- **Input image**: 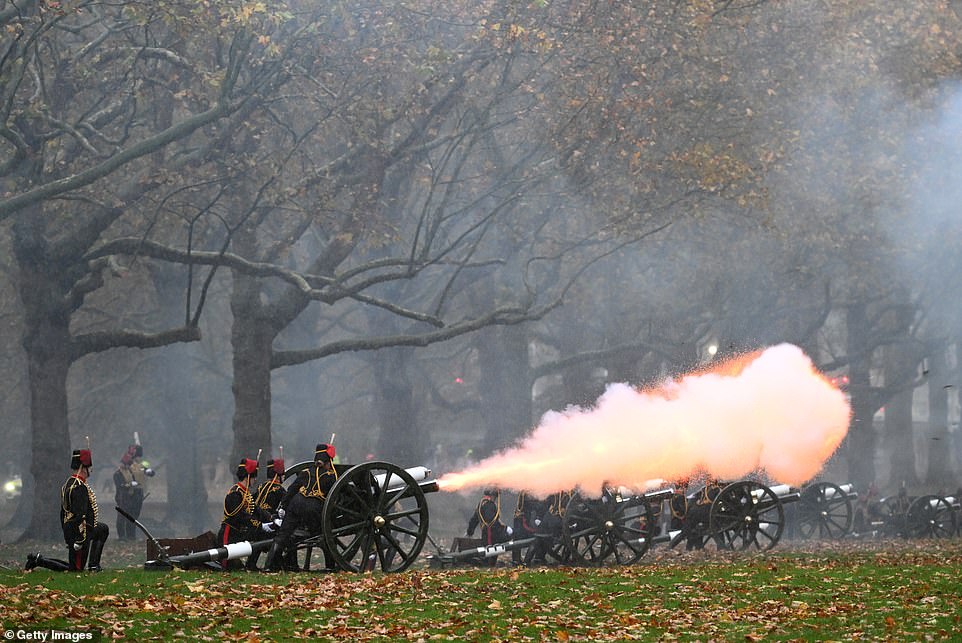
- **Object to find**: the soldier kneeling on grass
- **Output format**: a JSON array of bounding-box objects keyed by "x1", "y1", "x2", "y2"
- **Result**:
[{"x1": 26, "y1": 448, "x2": 109, "y2": 572}]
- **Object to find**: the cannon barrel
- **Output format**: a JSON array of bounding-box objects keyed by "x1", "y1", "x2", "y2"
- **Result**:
[
  {"x1": 435, "y1": 537, "x2": 541, "y2": 564},
  {"x1": 375, "y1": 465, "x2": 432, "y2": 488},
  {"x1": 146, "y1": 539, "x2": 273, "y2": 569},
  {"x1": 643, "y1": 488, "x2": 674, "y2": 503}
]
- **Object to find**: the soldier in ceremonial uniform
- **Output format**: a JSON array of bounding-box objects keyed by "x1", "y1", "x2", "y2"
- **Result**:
[
  {"x1": 465, "y1": 488, "x2": 512, "y2": 567},
  {"x1": 26, "y1": 449, "x2": 109, "y2": 572},
  {"x1": 246, "y1": 457, "x2": 288, "y2": 570},
  {"x1": 113, "y1": 443, "x2": 155, "y2": 540},
  {"x1": 264, "y1": 443, "x2": 338, "y2": 572},
  {"x1": 512, "y1": 490, "x2": 546, "y2": 566},
  {"x1": 684, "y1": 478, "x2": 721, "y2": 550},
  {"x1": 219, "y1": 457, "x2": 274, "y2": 570}
]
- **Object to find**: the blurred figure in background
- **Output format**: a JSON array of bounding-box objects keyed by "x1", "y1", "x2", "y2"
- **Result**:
[{"x1": 113, "y1": 443, "x2": 155, "y2": 540}]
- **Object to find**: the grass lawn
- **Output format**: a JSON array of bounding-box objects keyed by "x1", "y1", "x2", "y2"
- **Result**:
[{"x1": 0, "y1": 538, "x2": 960, "y2": 641}]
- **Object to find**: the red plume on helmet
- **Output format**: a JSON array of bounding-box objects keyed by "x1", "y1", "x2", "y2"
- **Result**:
[
  {"x1": 236, "y1": 458, "x2": 258, "y2": 479},
  {"x1": 315, "y1": 443, "x2": 336, "y2": 462},
  {"x1": 71, "y1": 449, "x2": 92, "y2": 469}
]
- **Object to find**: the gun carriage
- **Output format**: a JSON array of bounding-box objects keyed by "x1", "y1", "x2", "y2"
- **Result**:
[
  {"x1": 865, "y1": 492, "x2": 959, "y2": 539},
  {"x1": 433, "y1": 486, "x2": 672, "y2": 568},
  {"x1": 140, "y1": 460, "x2": 439, "y2": 573},
  {"x1": 651, "y1": 480, "x2": 799, "y2": 552}
]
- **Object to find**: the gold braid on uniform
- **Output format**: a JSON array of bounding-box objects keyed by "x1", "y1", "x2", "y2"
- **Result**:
[
  {"x1": 670, "y1": 495, "x2": 687, "y2": 520},
  {"x1": 514, "y1": 492, "x2": 525, "y2": 518},
  {"x1": 86, "y1": 479, "x2": 99, "y2": 525},
  {"x1": 61, "y1": 476, "x2": 97, "y2": 540},
  {"x1": 550, "y1": 490, "x2": 571, "y2": 517},
  {"x1": 253, "y1": 479, "x2": 274, "y2": 510},
  {"x1": 301, "y1": 464, "x2": 338, "y2": 499},
  {"x1": 479, "y1": 493, "x2": 501, "y2": 528},
  {"x1": 224, "y1": 483, "x2": 253, "y2": 519}
]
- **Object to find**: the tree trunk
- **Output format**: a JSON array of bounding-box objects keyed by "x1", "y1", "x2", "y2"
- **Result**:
[
  {"x1": 884, "y1": 385, "x2": 916, "y2": 488},
  {"x1": 925, "y1": 347, "x2": 952, "y2": 488},
  {"x1": 845, "y1": 302, "x2": 877, "y2": 490},
  {"x1": 373, "y1": 347, "x2": 423, "y2": 465},
  {"x1": 229, "y1": 270, "x2": 275, "y2": 469},
  {"x1": 477, "y1": 326, "x2": 533, "y2": 454},
  {"x1": 16, "y1": 246, "x2": 73, "y2": 541},
  {"x1": 159, "y1": 342, "x2": 211, "y2": 533}
]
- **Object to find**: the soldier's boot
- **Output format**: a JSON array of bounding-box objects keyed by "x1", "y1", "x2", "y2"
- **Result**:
[
  {"x1": 283, "y1": 548, "x2": 300, "y2": 572},
  {"x1": 263, "y1": 542, "x2": 284, "y2": 572},
  {"x1": 87, "y1": 538, "x2": 106, "y2": 572},
  {"x1": 245, "y1": 551, "x2": 262, "y2": 571},
  {"x1": 25, "y1": 554, "x2": 70, "y2": 572}
]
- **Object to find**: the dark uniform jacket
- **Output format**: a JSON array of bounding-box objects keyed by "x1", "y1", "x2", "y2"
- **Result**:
[
  {"x1": 467, "y1": 492, "x2": 510, "y2": 545},
  {"x1": 279, "y1": 464, "x2": 337, "y2": 511},
  {"x1": 222, "y1": 481, "x2": 270, "y2": 538},
  {"x1": 254, "y1": 475, "x2": 287, "y2": 515},
  {"x1": 514, "y1": 491, "x2": 547, "y2": 535},
  {"x1": 61, "y1": 474, "x2": 98, "y2": 547}
]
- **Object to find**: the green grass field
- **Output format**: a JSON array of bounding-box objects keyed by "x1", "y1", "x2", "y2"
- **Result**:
[{"x1": 1, "y1": 539, "x2": 960, "y2": 641}]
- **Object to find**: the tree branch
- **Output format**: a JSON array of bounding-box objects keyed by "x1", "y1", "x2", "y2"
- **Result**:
[{"x1": 69, "y1": 325, "x2": 201, "y2": 362}]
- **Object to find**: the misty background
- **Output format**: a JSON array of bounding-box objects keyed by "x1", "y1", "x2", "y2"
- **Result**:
[{"x1": 3, "y1": 0, "x2": 962, "y2": 542}]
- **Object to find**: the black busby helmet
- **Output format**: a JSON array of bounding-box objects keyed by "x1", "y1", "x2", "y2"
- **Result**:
[
  {"x1": 268, "y1": 458, "x2": 285, "y2": 476},
  {"x1": 70, "y1": 449, "x2": 92, "y2": 470},
  {"x1": 315, "y1": 443, "x2": 336, "y2": 463},
  {"x1": 236, "y1": 458, "x2": 258, "y2": 480}
]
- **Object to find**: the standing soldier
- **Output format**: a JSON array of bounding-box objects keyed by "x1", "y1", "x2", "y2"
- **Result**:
[
  {"x1": 219, "y1": 457, "x2": 274, "y2": 570},
  {"x1": 264, "y1": 443, "x2": 338, "y2": 572},
  {"x1": 113, "y1": 443, "x2": 155, "y2": 540},
  {"x1": 26, "y1": 448, "x2": 110, "y2": 572}
]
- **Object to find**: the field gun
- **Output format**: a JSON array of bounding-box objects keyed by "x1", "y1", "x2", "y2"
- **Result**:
[{"x1": 135, "y1": 461, "x2": 439, "y2": 573}]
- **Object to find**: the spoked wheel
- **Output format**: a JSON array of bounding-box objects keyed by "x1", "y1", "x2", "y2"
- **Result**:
[
  {"x1": 905, "y1": 495, "x2": 958, "y2": 539},
  {"x1": 797, "y1": 482, "x2": 853, "y2": 539},
  {"x1": 562, "y1": 491, "x2": 653, "y2": 566},
  {"x1": 321, "y1": 461, "x2": 429, "y2": 573},
  {"x1": 709, "y1": 481, "x2": 785, "y2": 551}
]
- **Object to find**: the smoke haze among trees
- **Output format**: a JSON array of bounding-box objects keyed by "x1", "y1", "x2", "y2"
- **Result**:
[{"x1": 3, "y1": 0, "x2": 962, "y2": 539}]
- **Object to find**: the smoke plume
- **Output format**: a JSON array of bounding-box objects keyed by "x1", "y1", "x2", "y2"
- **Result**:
[{"x1": 438, "y1": 344, "x2": 850, "y2": 497}]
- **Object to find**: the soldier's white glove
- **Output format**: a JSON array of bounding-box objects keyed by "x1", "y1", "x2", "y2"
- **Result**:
[
  {"x1": 261, "y1": 522, "x2": 274, "y2": 533},
  {"x1": 273, "y1": 518, "x2": 283, "y2": 528},
  {"x1": 506, "y1": 526, "x2": 513, "y2": 536},
  {"x1": 73, "y1": 542, "x2": 83, "y2": 551},
  {"x1": 534, "y1": 519, "x2": 542, "y2": 527},
  {"x1": 130, "y1": 480, "x2": 139, "y2": 487},
  {"x1": 276, "y1": 508, "x2": 285, "y2": 519}
]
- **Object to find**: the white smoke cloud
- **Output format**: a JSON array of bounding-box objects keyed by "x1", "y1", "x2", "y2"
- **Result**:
[{"x1": 438, "y1": 343, "x2": 850, "y2": 497}]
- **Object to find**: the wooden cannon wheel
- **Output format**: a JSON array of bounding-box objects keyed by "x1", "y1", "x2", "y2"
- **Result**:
[
  {"x1": 322, "y1": 461, "x2": 430, "y2": 572},
  {"x1": 905, "y1": 494, "x2": 957, "y2": 539},
  {"x1": 283, "y1": 460, "x2": 430, "y2": 572},
  {"x1": 796, "y1": 482, "x2": 854, "y2": 540},
  {"x1": 561, "y1": 490, "x2": 654, "y2": 566},
  {"x1": 709, "y1": 481, "x2": 785, "y2": 551}
]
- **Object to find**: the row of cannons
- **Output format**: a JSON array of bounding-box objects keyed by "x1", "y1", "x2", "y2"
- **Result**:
[{"x1": 133, "y1": 460, "x2": 962, "y2": 573}]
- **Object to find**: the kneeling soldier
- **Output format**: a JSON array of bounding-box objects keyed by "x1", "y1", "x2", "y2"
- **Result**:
[
  {"x1": 26, "y1": 448, "x2": 109, "y2": 572},
  {"x1": 219, "y1": 457, "x2": 274, "y2": 570}
]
